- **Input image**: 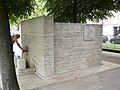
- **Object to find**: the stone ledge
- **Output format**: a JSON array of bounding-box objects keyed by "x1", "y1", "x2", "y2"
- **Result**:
[{"x1": 16, "y1": 67, "x2": 35, "y2": 76}]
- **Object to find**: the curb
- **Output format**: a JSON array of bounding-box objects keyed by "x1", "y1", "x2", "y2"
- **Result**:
[{"x1": 102, "y1": 48, "x2": 120, "y2": 53}]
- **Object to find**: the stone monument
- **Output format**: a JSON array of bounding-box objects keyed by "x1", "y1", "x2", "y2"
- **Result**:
[{"x1": 21, "y1": 16, "x2": 102, "y2": 80}]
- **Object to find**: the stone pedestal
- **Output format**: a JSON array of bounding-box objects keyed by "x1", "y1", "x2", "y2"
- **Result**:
[{"x1": 17, "y1": 59, "x2": 26, "y2": 70}]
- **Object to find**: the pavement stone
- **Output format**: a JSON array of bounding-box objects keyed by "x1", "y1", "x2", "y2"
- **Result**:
[
  {"x1": 17, "y1": 60, "x2": 120, "y2": 90},
  {"x1": 34, "y1": 67, "x2": 120, "y2": 90}
]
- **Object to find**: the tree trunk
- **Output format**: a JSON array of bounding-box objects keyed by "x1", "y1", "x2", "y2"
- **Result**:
[
  {"x1": 73, "y1": 0, "x2": 77, "y2": 23},
  {"x1": 0, "y1": 0, "x2": 20, "y2": 90}
]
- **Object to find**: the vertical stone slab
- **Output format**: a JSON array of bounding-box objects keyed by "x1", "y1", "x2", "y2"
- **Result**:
[
  {"x1": 21, "y1": 16, "x2": 54, "y2": 80},
  {"x1": 82, "y1": 24, "x2": 102, "y2": 67},
  {"x1": 43, "y1": 16, "x2": 54, "y2": 79},
  {"x1": 33, "y1": 17, "x2": 45, "y2": 77}
]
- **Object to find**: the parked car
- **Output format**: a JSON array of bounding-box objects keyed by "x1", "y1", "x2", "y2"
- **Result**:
[
  {"x1": 103, "y1": 35, "x2": 108, "y2": 43},
  {"x1": 109, "y1": 35, "x2": 120, "y2": 44}
]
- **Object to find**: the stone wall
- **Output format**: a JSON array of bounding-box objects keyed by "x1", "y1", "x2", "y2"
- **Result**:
[
  {"x1": 21, "y1": 16, "x2": 102, "y2": 79},
  {"x1": 54, "y1": 23, "x2": 102, "y2": 74},
  {"x1": 21, "y1": 16, "x2": 54, "y2": 79}
]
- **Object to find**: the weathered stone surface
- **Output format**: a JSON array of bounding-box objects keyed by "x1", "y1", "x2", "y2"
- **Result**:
[
  {"x1": 21, "y1": 16, "x2": 102, "y2": 79},
  {"x1": 54, "y1": 23, "x2": 102, "y2": 74}
]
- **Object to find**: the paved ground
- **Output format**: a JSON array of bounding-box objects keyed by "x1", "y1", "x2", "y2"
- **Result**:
[
  {"x1": 17, "y1": 61, "x2": 120, "y2": 90},
  {"x1": 102, "y1": 51, "x2": 120, "y2": 64},
  {"x1": 35, "y1": 67, "x2": 120, "y2": 90},
  {"x1": 33, "y1": 51, "x2": 120, "y2": 90}
]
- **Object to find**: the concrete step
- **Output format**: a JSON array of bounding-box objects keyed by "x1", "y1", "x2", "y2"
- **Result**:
[{"x1": 16, "y1": 67, "x2": 35, "y2": 76}]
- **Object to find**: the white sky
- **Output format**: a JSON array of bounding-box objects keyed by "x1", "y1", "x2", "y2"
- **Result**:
[{"x1": 87, "y1": 12, "x2": 120, "y2": 25}]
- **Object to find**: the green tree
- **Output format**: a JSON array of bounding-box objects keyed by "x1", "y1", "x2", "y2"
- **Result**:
[
  {"x1": 0, "y1": 0, "x2": 35, "y2": 90},
  {"x1": 28, "y1": 0, "x2": 46, "y2": 19},
  {"x1": 45, "y1": 0, "x2": 120, "y2": 23},
  {"x1": 9, "y1": 0, "x2": 46, "y2": 25}
]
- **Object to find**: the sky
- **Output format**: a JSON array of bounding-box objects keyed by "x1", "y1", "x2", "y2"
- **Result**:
[
  {"x1": 87, "y1": 12, "x2": 120, "y2": 25},
  {"x1": 87, "y1": 12, "x2": 120, "y2": 36}
]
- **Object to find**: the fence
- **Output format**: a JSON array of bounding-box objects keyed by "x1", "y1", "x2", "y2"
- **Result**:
[{"x1": 102, "y1": 43, "x2": 120, "y2": 50}]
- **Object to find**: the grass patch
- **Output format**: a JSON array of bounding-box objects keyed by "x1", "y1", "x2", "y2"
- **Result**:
[{"x1": 102, "y1": 43, "x2": 120, "y2": 50}]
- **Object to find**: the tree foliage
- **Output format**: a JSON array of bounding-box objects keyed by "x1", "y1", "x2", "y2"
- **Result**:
[
  {"x1": 45, "y1": 0, "x2": 120, "y2": 23},
  {"x1": 6, "y1": 0, "x2": 36, "y2": 24},
  {"x1": 27, "y1": 0, "x2": 46, "y2": 19}
]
